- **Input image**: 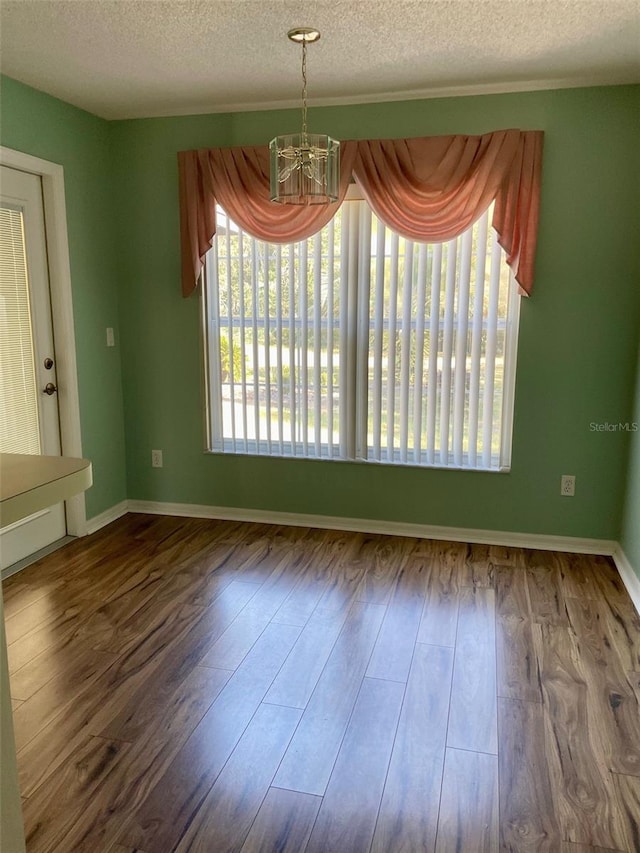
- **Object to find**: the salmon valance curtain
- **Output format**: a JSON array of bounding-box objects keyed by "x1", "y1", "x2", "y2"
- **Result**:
[{"x1": 178, "y1": 129, "x2": 543, "y2": 298}]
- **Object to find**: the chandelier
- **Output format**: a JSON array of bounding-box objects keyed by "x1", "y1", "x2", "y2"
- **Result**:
[{"x1": 270, "y1": 28, "x2": 340, "y2": 205}]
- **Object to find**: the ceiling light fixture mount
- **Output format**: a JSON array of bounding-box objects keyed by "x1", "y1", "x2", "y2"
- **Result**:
[
  {"x1": 269, "y1": 27, "x2": 340, "y2": 205},
  {"x1": 287, "y1": 27, "x2": 321, "y2": 44}
]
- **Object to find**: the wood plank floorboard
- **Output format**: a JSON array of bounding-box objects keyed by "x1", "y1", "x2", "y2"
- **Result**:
[
  {"x1": 23, "y1": 664, "x2": 227, "y2": 853},
  {"x1": 447, "y1": 586, "x2": 498, "y2": 754},
  {"x1": 628, "y1": 669, "x2": 640, "y2": 704},
  {"x1": 119, "y1": 620, "x2": 301, "y2": 852},
  {"x1": 525, "y1": 549, "x2": 570, "y2": 626},
  {"x1": 304, "y1": 677, "x2": 404, "y2": 853},
  {"x1": 4, "y1": 581, "x2": 93, "y2": 647},
  {"x1": 21, "y1": 735, "x2": 130, "y2": 853},
  {"x1": 264, "y1": 604, "x2": 353, "y2": 709},
  {"x1": 311, "y1": 539, "x2": 371, "y2": 615},
  {"x1": 174, "y1": 702, "x2": 302, "y2": 853},
  {"x1": 559, "y1": 553, "x2": 602, "y2": 601},
  {"x1": 2, "y1": 578, "x2": 51, "y2": 618},
  {"x1": 370, "y1": 643, "x2": 453, "y2": 853},
  {"x1": 272, "y1": 601, "x2": 386, "y2": 796},
  {"x1": 533, "y1": 622, "x2": 636, "y2": 850},
  {"x1": 270, "y1": 551, "x2": 332, "y2": 627},
  {"x1": 498, "y1": 697, "x2": 562, "y2": 852},
  {"x1": 11, "y1": 645, "x2": 119, "y2": 751},
  {"x1": 2, "y1": 514, "x2": 638, "y2": 852},
  {"x1": 594, "y1": 593, "x2": 640, "y2": 673},
  {"x1": 353, "y1": 534, "x2": 408, "y2": 605},
  {"x1": 610, "y1": 773, "x2": 640, "y2": 851},
  {"x1": 239, "y1": 787, "x2": 322, "y2": 853},
  {"x1": 98, "y1": 582, "x2": 256, "y2": 741},
  {"x1": 365, "y1": 554, "x2": 428, "y2": 682},
  {"x1": 460, "y1": 542, "x2": 496, "y2": 588},
  {"x1": 416, "y1": 542, "x2": 462, "y2": 646},
  {"x1": 199, "y1": 548, "x2": 312, "y2": 669},
  {"x1": 7, "y1": 595, "x2": 110, "y2": 675},
  {"x1": 565, "y1": 597, "x2": 640, "y2": 777},
  {"x1": 435, "y1": 747, "x2": 499, "y2": 852},
  {"x1": 15, "y1": 596, "x2": 210, "y2": 796},
  {"x1": 10, "y1": 631, "x2": 119, "y2": 703},
  {"x1": 590, "y1": 556, "x2": 638, "y2": 613},
  {"x1": 495, "y1": 561, "x2": 542, "y2": 703}
]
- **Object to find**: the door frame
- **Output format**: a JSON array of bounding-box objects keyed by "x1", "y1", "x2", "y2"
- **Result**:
[{"x1": 1, "y1": 146, "x2": 86, "y2": 536}]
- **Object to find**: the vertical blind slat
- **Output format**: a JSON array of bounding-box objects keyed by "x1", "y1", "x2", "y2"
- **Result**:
[
  {"x1": 483, "y1": 229, "x2": 502, "y2": 468},
  {"x1": 346, "y1": 203, "x2": 359, "y2": 459},
  {"x1": 355, "y1": 203, "x2": 371, "y2": 459},
  {"x1": 327, "y1": 217, "x2": 335, "y2": 457},
  {"x1": 275, "y1": 244, "x2": 284, "y2": 454},
  {"x1": 225, "y1": 223, "x2": 237, "y2": 451},
  {"x1": 399, "y1": 240, "x2": 414, "y2": 463},
  {"x1": 300, "y1": 241, "x2": 309, "y2": 454},
  {"x1": 339, "y1": 207, "x2": 350, "y2": 459},
  {"x1": 426, "y1": 242, "x2": 442, "y2": 465},
  {"x1": 237, "y1": 228, "x2": 249, "y2": 451},
  {"x1": 288, "y1": 243, "x2": 297, "y2": 454},
  {"x1": 208, "y1": 243, "x2": 223, "y2": 450},
  {"x1": 468, "y1": 209, "x2": 489, "y2": 467},
  {"x1": 250, "y1": 239, "x2": 261, "y2": 449},
  {"x1": 263, "y1": 243, "x2": 272, "y2": 453},
  {"x1": 386, "y1": 232, "x2": 400, "y2": 461},
  {"x1": 439, "y1": 237, "x2": 458, "y2": 466},
  {"x1": 452, "y1": 227, "x2": 473, "y2": 466},
  {"x1": 413, "y1": 243, "x2": 428, "y2": 464},
  {"x1": 313, "y1": 235, "x2": 322, "y2": 456},
  {"x1": 372, "y1": 222, "x2": 386, "y2": 462}
]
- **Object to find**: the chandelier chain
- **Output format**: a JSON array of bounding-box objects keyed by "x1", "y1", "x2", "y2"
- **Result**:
[{"x1": 301, "y1": 39, "x2": 308, "y2": 140}]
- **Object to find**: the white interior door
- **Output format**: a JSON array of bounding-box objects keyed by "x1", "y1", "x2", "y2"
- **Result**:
[{"x1": 0, "y1": 165, "x2": 66, "y2": 568}]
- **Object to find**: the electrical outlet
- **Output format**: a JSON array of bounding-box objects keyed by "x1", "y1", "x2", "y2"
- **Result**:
[
  {"x1": 151, "y1": 449, "x2": 163, "y2": 468},
  {"x1": 106, "y1": 327, "x2": 115, "y2": 347},
  {"x1": 561, "y1": 474, "x2": 575, "y2": 496}
]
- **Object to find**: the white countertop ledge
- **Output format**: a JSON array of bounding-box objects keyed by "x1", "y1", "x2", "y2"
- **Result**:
[{"x1": 0, "y1": 453, "x2": 92, "y2": 528}]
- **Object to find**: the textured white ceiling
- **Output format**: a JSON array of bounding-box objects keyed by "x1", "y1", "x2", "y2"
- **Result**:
[{"x1": 1, "y1": 0, "x2": 639, "y2": 120}]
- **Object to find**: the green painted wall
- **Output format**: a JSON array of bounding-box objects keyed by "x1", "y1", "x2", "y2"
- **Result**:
[
  {"x1": 111, "y1": 85, "x2": 640, "y2": 539},
  {"x1": 621, "y1": 343, "x2": 640, "y2": 579},
  {"x1": 0, "y1": 76, "x2": 127, "y2": 518},
  {"x1": 2, "y1": 76, "x2": 637, "y2": 540}
]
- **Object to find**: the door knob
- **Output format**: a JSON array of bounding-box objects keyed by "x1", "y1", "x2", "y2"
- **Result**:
[{"x1": 43, "y1": 382, "x2": 58, "y2": 396}]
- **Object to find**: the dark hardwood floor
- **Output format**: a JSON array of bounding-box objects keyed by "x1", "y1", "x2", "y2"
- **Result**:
[{"x1": 2, "y1": 513, "x2": 639, "y2": 852}]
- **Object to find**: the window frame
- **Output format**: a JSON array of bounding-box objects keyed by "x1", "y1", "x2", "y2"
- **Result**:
[{"x1": 200, "y1": 192, "x2": 521, "y2": 473}]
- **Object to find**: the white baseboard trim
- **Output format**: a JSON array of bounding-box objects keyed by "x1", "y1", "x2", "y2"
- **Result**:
[
  {"x1": 126, "y1": 499, "x2": 617, "y2": 557},
  {"x1": 86, "y1": 500, "x2": 129, "y2": 535},
  {"x1": 612, "y1": 545, "x2": 640, "y2": 616}
]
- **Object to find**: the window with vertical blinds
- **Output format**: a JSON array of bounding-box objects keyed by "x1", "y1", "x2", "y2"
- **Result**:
[
  {"x1": 203, "y1": 194, "x2": 520, "y2": 470},
  {"x1": 0, "y1": 205, "x2": 41, "y2": 455}
]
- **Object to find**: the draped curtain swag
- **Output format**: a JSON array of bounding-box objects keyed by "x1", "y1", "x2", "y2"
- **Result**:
[{"x1": 178, "y1": 129, "x2": 543, "y2": 298}]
